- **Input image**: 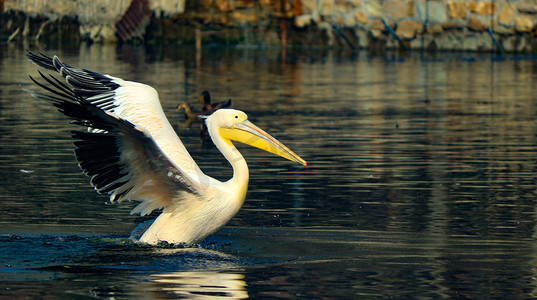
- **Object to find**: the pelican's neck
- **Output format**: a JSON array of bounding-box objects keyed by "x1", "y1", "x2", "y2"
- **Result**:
[{"x1": 206, "y1": 120, "x2": 249, "y2": 192}]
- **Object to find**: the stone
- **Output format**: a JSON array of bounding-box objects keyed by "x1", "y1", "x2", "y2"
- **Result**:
[
  {"x1": 215, "y1": 0, "x2": 234, "y2": 12},
  {"x1": 370, "y1": 18, "x2": 393, "y2": 30},
  {"x1": 346, "y1": 0, "x2": 363, "y2": 7},
  {"x1": 295, "y1": 14, "x2": 313, "y2": 27},
  {"x1": 408, "y1": 1, "x2": 416, "y2": 17},
  {"x1": 416, "y1": 1, "x2": 447, "y2": 24},
  {"x1": 369, "y1": 19, "x2": 384, "y2": 38},
  {"x1": 462, "y1": 32, "x2": 490, "y2": 51},
  {"x1": 517, "y1": 2, "x2": 537, "y2": 14},
  {"x1": 428, "y1": 24, "x2": 444, "y2": 34},
  {"x1": 300, "y1": 0, "x2": 318, "y2": 15},
  {"x1": 395, "y1": 19, "x2": 423, "y2": 39},
  {"x1": 447, "y1": 1, "x2": 467, "y2": 19},
  {"x1": 468, "y1": 16, "x2": 486, "y2": 31},
  {"x1": 365, "y1": 0, "x2": 382, "y2": 18},
  {"x1": 85, "y1": 24, "x2": 117, "y2": 43},
  {"x1": 343, "y1": 15, "x2": 356, "y2": 27},
  {"x1": 443, "y1": 20, "x2": 465, "y2": 30},
  {"x1": 369, "y1": 28, "x2": 383, "y2": 38},
  {"x1": 355, "y1": 28, "x2": 368, "y2": 47},
  {"x1": 514, "y1": 14, "x2": 534, "y2": 32},
  {"x1": 382, "y1": 0, "x2": 410, "y2": 21},
  {"x1": 236, "y1": 0, "x2": 255, "y2": 8},
  {"x1": 334, "y1": 0, "x2": 353, "y2": 13},
  {"x1": 355, "y1": 10, "x2": 368, "y2": 24},
  {"x1": 231, "y1": 10, "x2": 259, "y2": 25},
  {"x1": 491, "y1": 19, "x2": 514, "y2": 35},
  {"x1": 319, "y1": 0, "x2": 334, "y2": 16},
  {"x1": 292, "y1": 0, "x2": 304, "y2": 15},
  {"x1": 498, "y1": 2, "x2": 515, "y2": 26},
  {"x1": 150, "y1": 0, "x2": 186, "y2": 15},
  {"x1": 472, "y1": 2, "x2": 498, "y2": 15}
]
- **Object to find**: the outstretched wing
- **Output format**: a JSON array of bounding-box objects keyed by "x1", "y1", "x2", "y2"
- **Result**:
[{"x1": 26, "y1": 52, "x2": 205, "y2": 216}]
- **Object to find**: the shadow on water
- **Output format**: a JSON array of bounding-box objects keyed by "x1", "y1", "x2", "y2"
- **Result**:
[{"x1": 3, "y1": 41, "x2": 537, "y2": 297}]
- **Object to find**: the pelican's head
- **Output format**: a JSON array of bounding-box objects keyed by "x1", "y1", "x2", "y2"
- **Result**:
[{"x1": 208, "y1": 109, "x2": 307, "y2": 166}]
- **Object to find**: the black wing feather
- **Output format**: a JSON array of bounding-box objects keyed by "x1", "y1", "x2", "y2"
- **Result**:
[{"x1": 26, "y1": 52, "x2": 201, "y2": 206}]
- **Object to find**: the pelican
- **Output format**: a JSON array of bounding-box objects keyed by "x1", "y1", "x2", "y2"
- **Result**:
[{"x1": 25, "y1": 52, "x2": 307, "y2": 245}]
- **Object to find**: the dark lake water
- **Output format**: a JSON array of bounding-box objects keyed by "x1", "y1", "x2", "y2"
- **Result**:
[{"x1": 2, "y1": 42, "x2": 537, "y2": 298}]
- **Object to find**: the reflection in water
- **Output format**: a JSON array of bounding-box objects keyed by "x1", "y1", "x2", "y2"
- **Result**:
[
  {"x1": 148, "y1": 271, "x2": 248, "y2": 299},
  {"x1": 3, "y1": 42, "x2": 537, "y2": 298}
]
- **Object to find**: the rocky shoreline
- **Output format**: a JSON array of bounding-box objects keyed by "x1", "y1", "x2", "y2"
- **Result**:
[{"x1": 2, "y1": 0, "x2": 537, "y2": 53}]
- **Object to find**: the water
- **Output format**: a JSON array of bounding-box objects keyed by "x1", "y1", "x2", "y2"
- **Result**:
[{"x1": 2, "y1": 42, "x2": 537, "y2": 298}]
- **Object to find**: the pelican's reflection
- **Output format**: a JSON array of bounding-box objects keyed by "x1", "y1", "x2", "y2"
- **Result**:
[{"x1": 149, "y1": 270, "x2": 248, "y2": 299}]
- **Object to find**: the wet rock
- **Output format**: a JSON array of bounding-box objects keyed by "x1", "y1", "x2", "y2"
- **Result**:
[
  {"x1": 514, "y1": 14, "x2": 534, "y2": 32},
  {"x1": 347, "y1": 0, "x2": 363, "y2": 7},
  {"x1": 355, "y1": 27, "x2": 368, "y2": 47},
  {"x1": 428, "y1": 24, "x2": 444, "y2": 34},
  {"x1": 416, "y1": 1, "x2": 447, "y2": 24},
  {"x1": 318, "y1": 0, "x2": 334, "y2": 16},
  {"x1": 498, "y1": 2, "x2": 515, "y2": 26},
  {"x1": 467, "y1": 16, "x2": 486, "y2": 31},
  {"x1": 151, "y1": 0, "x2": 186, "y2": 15},
  {"x1": 471, "y1": 1, "x2": 498, "y2": 15},
  {"x1": 236, "y1": 0, "x2": 255, "y2": 9},
  {"x1": 447, "y1": 1, "x2": 467, "y2": 19},
  {"x1": 517, "y1": 2, "x2": 537, "y2": 14},
  {"x1": 443, "y1": 20, "x2": 465, "y2": 30},
  {"x1": 355, "y1": 10, "x2": 368, "y2": 24},
  {"x1": 215, "y1": 0, "x2": 234, "y2": 12},
  {"x1": 493, "y1": 20, "x2": 515, "y2": 35},
  {"x1": 382, "y1": 0, "x2": 411, "y2": 21},
  {"x1": 365, "y1": 1, "x2": 382, "y2": 18},
  {"x1": 298, "y1": 0, "x2": 318, "y2": 15},
  {"x1": 294, "y1": 14, "x2": 313, "y2": 28},
  {"x1": 395, "y1": 19, "x2": 423, "y2": 40},
  {"x1": 462, "y1": 32, "x2": 490, "y2": 51},
  {"x1": 343, "y1": 14, "x2": 356, "y2": 27},
  {"x1": 231, "y1": 10, "x2": 260, "y2": 25},
  {"x1": 370, "y1": 18, "x2": 385, "y2": 31}
]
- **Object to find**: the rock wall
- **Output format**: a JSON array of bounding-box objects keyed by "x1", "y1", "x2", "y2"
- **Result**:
[
  {"x1": 289, "y1": 0, "x2": 537, "y2": 52},
  {"x1": 2, "y1": 0, "x2": 537, "y2": 53},
  {"x1": 2, "y1": 0, "x2": 185, "y2": 42}
]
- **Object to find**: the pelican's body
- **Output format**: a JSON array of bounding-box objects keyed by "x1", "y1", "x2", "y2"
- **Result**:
[{"x1": 26, "y1": 52, "x2": 306, "y2": 245}]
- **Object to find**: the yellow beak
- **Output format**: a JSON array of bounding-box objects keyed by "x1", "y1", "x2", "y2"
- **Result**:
[{"x1": 219, "y1": 120, "x2": 307, "y2": 167}]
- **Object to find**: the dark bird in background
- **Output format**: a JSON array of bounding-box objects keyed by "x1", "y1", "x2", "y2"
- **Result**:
[
  {"x1": 177, "y1": 91, "x2": 233, "y2": 142},
  {"x1": 176, "y1": 91, "x2": 232, "y2": 123},
  {"x1": 200, "y1": 91, "x2": 232, "y2": 114}
]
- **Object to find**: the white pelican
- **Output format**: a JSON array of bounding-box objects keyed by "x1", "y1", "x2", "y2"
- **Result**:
[{"x1": 26, "y1": 52, "x2": 307, "y2": 245}]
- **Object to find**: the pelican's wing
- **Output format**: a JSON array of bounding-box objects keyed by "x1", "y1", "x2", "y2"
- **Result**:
[
  {"x1": 26, "y1": 52, "x2": 205, "y2": 216},
  {"x1": 26, "y1": 52, "x2": 201, "y2": 176}
]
